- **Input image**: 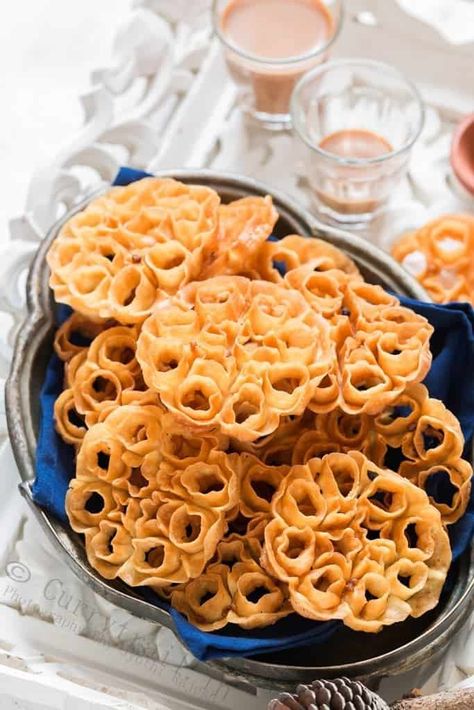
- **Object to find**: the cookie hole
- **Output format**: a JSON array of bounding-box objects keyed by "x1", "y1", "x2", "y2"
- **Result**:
[
  {"x1": 69, "y1": 330, "x2": 93, "y2": 348},
  {"x1": 314, "y1": 573, "x2": 332, "y2": 593},
  {"x1": 123, "y1": 285, "x2": 137, "y2": 307},
  {"x1": 91, "y1": 376, "x2": 117, "y2": 401},
  {"x1": 264, "y1": 448, "x2": 292, "y2": 466},
  {"x1": 366, "y1": 527, "x2": 380, "y2": 541},
  {"x1": 247, "y1": 585, "x2": 269, "y2": 604},
  {"x1": 421, "y1": 426, "x2": 444, "y2": 452},
  {"x1": 106, "y1": 530, "x2": 117, "y2": 554},
  {"x1": 384, "y1": 445, "x2": 406, "y2": 471},
  {"x1": 145, "y1": 546, "x2": 165, "y2": 568},
  {"x1": 272, "y1": 258, "x2": 287, "y2": 276},
  {"x1": 200, "y1": 475, "x2": 224, "y2": 494},
  {"x1": 67, "y1": 408, "x2": 85, "y2": 429},
  {"x1": 286, "y1": 538, "x2": 306, "y2": 559},
  {"x1": 106, "y1": 345, "x2": 135, "y2": 364},
  {"x1": 129, "y1": 467, "x2": 147, "y2": 489},
  {"x1": 392, "y1": 404, "x2": 414, "y2": 420},
  {"x1": 182, "y1": 389, "x2": 210, "y2": 412},
  {"x1": 355, "y1": 376, "x2": 383, "y2": 392},
  {"x1": 337, "y1": 415, "x2": 363, "y2": 439},
  {"x1": 425, "y1": 470, "x2": 457, "y2": 506},
  {"x1": 337, "y1": 474, "x2": 355, "y2": 497},
  {"x1": 272, "y1": 377, "x2": 300, "y2": 394},
  {"x1": 160, "y1": 358, "x2": 178, "y2": 371},
  {"x1": 298, "y1": 494, "x2": 316, "y2": 517},
  {"x1": 85, "y1": 492, "x2": 105, "y2": 514},
  {"x1": 233, "y1": 401, "x2": 259, "y2": 424},
  {"x1": 199, "y1": 588, "x2": 217, "y2": 606},
  {"x1": 130, "y1": 425, "x2": 147, "y2": 442},
  {"x1": 331, "y1": 463, "x2": 355, "y2": 496},
  {"x1": 168, "y1": 434, "x2": 201, "y2": 459},
  {"x1": 97, "y1": 451, "x2": 110, "y2": 470},
  {"x1": 405, "y1": 523, "x2": 418, "y2": 548},
  {"x1": 182, "y1": 515, "x2": 201, "y2": 543},
  {"x1": 369, "y1": 490, "x2": 393, "y2": 511},
  {"x1": 228, "y1": 512, "x2": 250, "y2": 536},
  {"x1": 251, "y1": 479, "x2": 276, "y2": 502},
  {"x1": 259, "y1": 298, "x2": 285, "y2": 317}
]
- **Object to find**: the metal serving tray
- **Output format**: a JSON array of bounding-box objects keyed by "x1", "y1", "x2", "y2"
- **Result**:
[{"x1": 6, "y1": 169, "x2": 473, "y2": 691}]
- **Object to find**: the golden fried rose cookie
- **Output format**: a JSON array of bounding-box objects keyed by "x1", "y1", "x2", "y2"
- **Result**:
[
  {"x1": 230, "y1": 414, "x2": 304, "y2": 466},
  {"x1": 54, "y1": 313, "x2": 112, "y2": 362},
  {"x1": 47, "y1": 178, "x2": 220, "y2": 323},
  {"x1": 100, "y1": 404, "x2": 164, "y2": 466},
  {"x1": 202, "y1": 196, "x2": 278, "y2": 277},
  {"x1": 171, "y1": 563, "x2": 232, "y2": 630},
  {"x1": 157, "y1": 450, "x2": 240, "y2": 513},
  {"x1": 159, "y1": 412, "x2": 228, "y2": 468},
  {"x1": 372, "y1": 384, "x2": 472, "y2": 524},
  {"x1": 66, "y1": 400, "x2": 232, "y2": 590},
  {"x1": 307, "y1": 363, "x2": 341, "y2": 414},
  {"x1": 54, "y1": 389, "x2": 87, "y2": 447},
  {"x1": 285, "y1": 266, "x2": 357, "y2": 322},
  {"x1": 263, "y1": 450, "x2": 451, "y2": 632},
  {"x1": 302, "y1": 384, "x2": 472, "y2": 526},
  {"x1": 58, "y1": 325, "x2": 159, "y2": 433},
  {"x1": 226, "y1": 558, "x2": 291, "y2": 628},
  {"x1": 84, "y1": 520, "x2": 133, "y2": 580},
  {"x1": 137, "y1": 276, "x2": 333, "y2": 441},
  {"x1": 335, "y1": 283, "x2": 433, "y2": 415},
  {"x1": 74, "y1": 404, "x2": 164, "y2": 497},
  {"x1": 238, "y1": 453, "x2": 289, "y2": 517},
  {"x1": 119, "y1": 492, "x2": 226, "y2": 588},
  {"x1": 255, "y1": 235, "x2": 360, "y2": 284},
  {"x1": 171, "y1": 537, "x2": 291, "y2": 630},
  {"x1": 66, "y1": 476, "x2": 125, "y2": 534},
  {"x1": 392, "y1": 214, "x2": 474, "y2": 305},
  {"x1": 414, "y1": 459, "x2": 472, "y2": 525}
]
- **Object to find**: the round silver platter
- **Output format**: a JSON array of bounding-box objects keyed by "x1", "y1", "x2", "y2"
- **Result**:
[{"x1": 6, "y1": 169, "x2": 473, "y2": 691}]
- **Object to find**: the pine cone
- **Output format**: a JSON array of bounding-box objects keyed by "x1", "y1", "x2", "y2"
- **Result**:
[{"x1": 268, "y1": 677, "x2": 389, "y2": 710}]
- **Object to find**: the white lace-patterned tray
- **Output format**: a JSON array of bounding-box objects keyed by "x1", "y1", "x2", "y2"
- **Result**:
[{"x1": 0, "y1": 1, "x2": 472, "y2": 708}]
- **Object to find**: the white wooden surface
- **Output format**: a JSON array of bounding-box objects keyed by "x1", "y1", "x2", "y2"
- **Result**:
[{"x1": 0, "y1": 1, "x2": 473, "y2": 708}]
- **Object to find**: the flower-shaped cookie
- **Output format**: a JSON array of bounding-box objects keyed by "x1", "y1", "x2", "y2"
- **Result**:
[
  {"x1": 392, "y1": 214, "x2": 474, "y2": 305},
  {"x1": 137, "y1": 276, "x2": 333, "y2": 441},
  {"x1": 48, "y1": 178, "x2": 220, "y2": 323},
  {"x1": 263, "y1": 451, "x2": 451, "y2": 632}
]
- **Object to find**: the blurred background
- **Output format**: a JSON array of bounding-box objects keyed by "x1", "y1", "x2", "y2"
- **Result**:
[{"x1": 0, "y1": 0, "x2": 130, "y2": 239}]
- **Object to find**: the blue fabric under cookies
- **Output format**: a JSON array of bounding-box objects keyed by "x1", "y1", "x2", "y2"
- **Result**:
[{"x1": 32, "y1": 168, "x2": 474, "y2": 661}]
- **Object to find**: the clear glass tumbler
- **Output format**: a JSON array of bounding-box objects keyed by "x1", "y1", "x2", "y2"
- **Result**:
[
  {"x1": 291, "y1": 59, "x2": 425, "y2": 224},
  {"x1": 213, "y1": 0, "x2": 343, "y2": 130}
]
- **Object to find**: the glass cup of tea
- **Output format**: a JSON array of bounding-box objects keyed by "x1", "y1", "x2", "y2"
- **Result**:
[
  {"x1": 212, "y1": 0, "x2": 344, "y2": 130},
  {"x1": 291, "y1": 59, "x2": 425, "y2": 225}
]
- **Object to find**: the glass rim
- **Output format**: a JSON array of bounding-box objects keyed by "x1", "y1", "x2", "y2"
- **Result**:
[
  {"x1": 211, "y1": 0, "x2": 344, "y2": 66},
  {"x1": 290, "y1": 58, "x2": 426, "y2": 166}
]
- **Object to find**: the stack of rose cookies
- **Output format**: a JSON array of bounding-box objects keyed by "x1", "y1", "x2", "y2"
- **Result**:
[{"x1": 47, "y1": 177, "x2": 472, "y2": 635}]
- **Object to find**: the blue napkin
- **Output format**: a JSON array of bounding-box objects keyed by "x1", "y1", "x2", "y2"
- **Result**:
[{"x1": 32, "y1": 168, "x2": 474, "y2": 661}]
